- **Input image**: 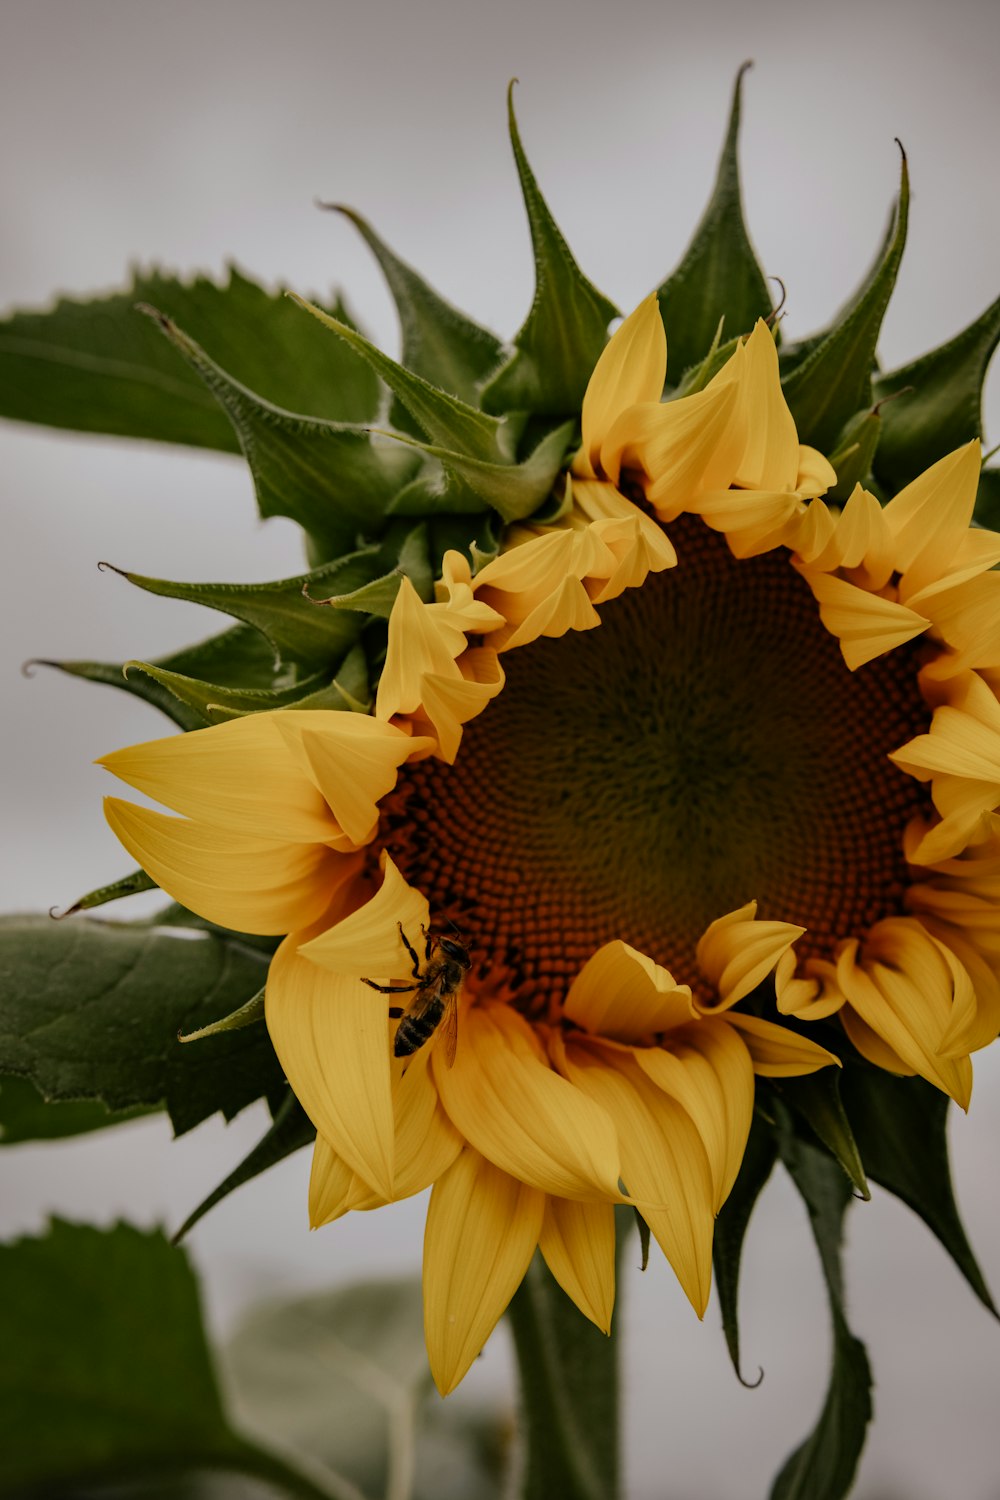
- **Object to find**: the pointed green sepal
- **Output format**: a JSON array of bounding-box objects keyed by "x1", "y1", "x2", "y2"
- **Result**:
[
  {"x1": 172, "y1": 1092, "x2": 315, "y2": 1243},
  {"x1": 480, "y1": 83, "x2": 619, "y2": 417},
  {"x1": 772, "y1": 1071, "x2": 869, "y2": 1199},
  {"x1": 179, "y1": 986, "x2": 265, "y2": 1043},
  {"x1": 289, "y1": 293, "x2": 514, "y2": 465},
  {"x1": 772, "y1": 1107, "x2": 873, "y2": 1500},
  {"x1": 657, "y1": 64, "x2": 773, "y2": 379},
  {"x1": 872, "y1": 294, "x2": 1000, "y2": 490},
  {"x1": 782, "y1": 146, "x2": 909, "y2": 452},
  {"x1": 839, "y1": 1065, "x2": 996, "y2": 1314},
  {"x1": 713, "y1": 1110, "x2": 775, "y2": 1388},
  {"x1": 97, "y1": 546, "x2": 385, "y2": 671},
  {"x1": 52, "y1": 868, "x2": 157, "y2": 920},
  {"x1": 0, "y1": 266, "x2": 380, "y2": 451},
  {"x1": 121, "y1": 659, "x2": 354, "y2": 725},
  {"x1": 778, "y1": 206, "x2": 897, "y2": 379},
  {"x1": 826, "y1": 408, "x2": 883, "y2": 502},
  {"x1": 140, "y1": 305, "x2": 419, "y2": 560},
  {"x1": 330, "y1": 205, "x2": 504, "y2": 430},
  {"x1": 309, "y1": 521, "x2": 432, "y2": 618},
  {"x1": 378, "y1": 419, "x2": 574, "y2": 522}
]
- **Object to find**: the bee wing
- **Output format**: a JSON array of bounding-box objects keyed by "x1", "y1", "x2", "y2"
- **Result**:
[{"x1": 439, "y1": 994, "x2": 459, "y2": 1069}]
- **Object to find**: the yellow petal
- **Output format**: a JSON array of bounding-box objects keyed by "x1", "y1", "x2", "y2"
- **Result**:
[
  {"x1": 840, "y1": 1006, "x2": 917, "y2": 1077},
  {"x1": 696, "y1": 901, "x2": 805, "y2": 1009},
  {"x1": 423, "y1": 1148, "x2": 544, "y2": 1394},
  {"x1": 348, "y1": 1046, "x2": 464, "y2": 1209},
  {"x1": 686, "y1": 487, "x2": 805, "y2": 558},
  {"x1": 273, "y1": 711, "x2": 432, "y2": 847},
  {"x1": 266, "y1": 925, "x2": 396, "y2": 1198},
  {"x1": 724, "y1": 1012, "x2": 841, "y2": 1077},
  {"x1": 103, "y1": 797, "x2": 342, "y2": 935},
  {"x1": 795, "y1": 445, "x2": 838, "y2": 499},
  {"x1": 726, "y1": 320, "x2": 800, "y2": 492},
  {"x1": 539, "y1": 1196, "x2": 616, "y2": 1335},
  {"x1": 636, "y1": 1022, "x2": 754, "y2": 1210},
  {"x1": 420, "y1": 649, "x2": 505, "y2": 764},
  {"x1": 614, "y1": 382, "x2": 744, "y2": 515},
  {"x1": 563, "y1": 940, "x2": 696, "y2": 1042},
  {"x1": 300, "y1": 853, "x2": 430, "y2": 978},
  {"x1": 890, "y1": 700, "x2": 1000, "y2": 786},
  {"x1": 577, "y1": 293, "x2": 666, "y2": 481},
  {"x1": 798, "y1": 568, "x2": 930, "y2": 669},
  {"x1": 376, "y1": 575, "x2": 467, "y2": 722},
  {"x1": 98, "y1": 712, "x2": 338, "y2": 843},
  {"x1": 433, "y1": 1003, "x2": 622, "y2": 1201},
  {"x1": 309, "y1": 1134, "x2": 355, "y2": 1228},
  {"x1": 882, "y1": 442, "x2": 982, "y2": 594},
  {"x1": 556, "y1": 1035, "x2": 714, "y2": 1315}
]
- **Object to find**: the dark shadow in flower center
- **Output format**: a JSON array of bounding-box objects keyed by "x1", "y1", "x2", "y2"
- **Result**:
[{"x1": 377, "y1": 516, "x2": 932, "y2": 1009}]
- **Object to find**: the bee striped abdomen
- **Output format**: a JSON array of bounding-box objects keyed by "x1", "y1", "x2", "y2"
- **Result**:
[{"x1": 394, "y1": 997, "x2": 445, "y2": 1057}]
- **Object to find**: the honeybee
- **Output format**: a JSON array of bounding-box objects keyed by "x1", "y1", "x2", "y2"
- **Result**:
[{"x1": 361, "y1": 921, "x2": 471, "y2": 1067}]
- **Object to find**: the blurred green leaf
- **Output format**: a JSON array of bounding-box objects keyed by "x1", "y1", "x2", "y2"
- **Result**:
[
  {"x1": 0, "y1": 915, "x2": 283, "y2": 1137},
  {"x1": 712, "y1": 1110, "x2": 776, "y2": 1386},
  {"x1": 481, "y1": 83, "x2": 619, "y2": 417},
  {"x1": 782, "y1": 149, "x2": 908, "y2": 452},
  {"x1": 839, "y1": 1065, "x2": 996, "y2": 1314},
  {"x1": 0, "y1": 1220, "x2": 343, "y2": 1499},
  {"x1": 332, "y1": 205, "x2": 504, "y2": 433},
  {"x1": 771, "y1": 1113, "x2": 872, "y2": 1500},
  {"x1": 657, "y1": 63, "x2": 772, "y2": 379},
  {"x1": 872, "y1": 295, "x2": 1000, "y2": 491},
  {"x1": 0, "y1": 1074, "x2": 151, "y2": 1145},
  {"x1": 0, "y1": 266, "x2": 379, "y2": 450},
  {"x1": 224, "y1": 1279, "x2": 507, "y2": 1500},
  {"x1": 974, "y1": 465, "x2": 1000, "y2": 530}
]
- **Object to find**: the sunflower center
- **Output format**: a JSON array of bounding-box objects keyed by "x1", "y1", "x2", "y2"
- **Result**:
[{"x1": 377, "y1": 515, "x2": 932, "y2": 1009}]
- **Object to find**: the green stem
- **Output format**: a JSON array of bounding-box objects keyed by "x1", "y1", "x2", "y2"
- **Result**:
[
  {"x1": 225, "y1": 1435, "x2": 366, "y2": 1500},
  {"x1": 505, "y1": 1249, "x2": 621, "y2": 1500}
]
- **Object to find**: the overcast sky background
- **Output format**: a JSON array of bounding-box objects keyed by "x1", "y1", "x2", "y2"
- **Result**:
[{"x1": 3, "y1": 2, "x2": 1000, "y2": 1497}]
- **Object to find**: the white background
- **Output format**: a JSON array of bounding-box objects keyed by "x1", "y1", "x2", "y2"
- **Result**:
[{"x1": 2, "y1": 2, "x2": 999, "y2": 1496}]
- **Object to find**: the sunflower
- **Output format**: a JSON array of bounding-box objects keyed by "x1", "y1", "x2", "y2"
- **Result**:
[{"x1": 97, "y1": 292, "x2": 1000, "y2": 1395}]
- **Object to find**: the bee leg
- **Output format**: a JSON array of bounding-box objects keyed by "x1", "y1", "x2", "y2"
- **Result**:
[
  {"x1": 360, "y1": 978, "x2": 421, "y2": 995},
  {"x1": 421, "y1": 923, "x2": 434, "y2": 961},
  {"x1": 388, "y1": 1006, "x2": 404, "y2": 1019},
  {"x1": 398, "y1": 921, "x2": 422, "y2": 978}
]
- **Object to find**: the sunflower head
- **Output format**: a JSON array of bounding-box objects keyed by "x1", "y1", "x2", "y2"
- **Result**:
[{"x1": 12, "y1": 67, "x2": 998, "y2": 1431}]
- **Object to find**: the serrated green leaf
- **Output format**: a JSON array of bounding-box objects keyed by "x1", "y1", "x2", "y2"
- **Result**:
[
  {"x1": 224, "y1": 1278, "x2": 507, "y2": 1500},
  {"x1": 0, "y1": 1220, "x2": 340, "y2": 1500},
  {"x1": 480, "y1": 83, "x2": 619, "y2": 417},
  {"x1": 173, "y1": 1092, "x2": 315, "y2": 1242},
  {"x1": 839, "y1": 1065, "x2": 996, "y2": 1313},
  {"x1": 826, "y1": 407, "x2": 882, "y2": 501},
  {"x1": 974, "y1": 466, "x2": 1000, "y2": 529},
  {"x1": 291, "y1": 293, "x2": 514, "y2": 464},
  {"x1": 872, "y1": 295, "x2": 1000, "y2": 491},
  {"x1": 29, "y1": 622, "x2": 294, "y2": 730},
  {"x1": 144, "y1": 307, "x2": 419, "y2": 560},
  {"x1": 773, "y1": 1071, "x2": 869, "y2": 1198},
  {"x1": 331, "y1": 204, "x2": 504, "y2": 432},
  {"x1": 100, "y1": 545, "x2": 385, "y2": 671},
  {"x1": 0, "y1": 915, "x2": 283, "y2": 1136},
  {"x1": 0, "y1": 266, "x2": 379, "y2": 450},
  {"x1": 782, "y1": 149, "x2": 909, "y2": 452},
  {"x1": 0, "y1": 1074, "x2": 152, "y2": 1145},
  {"x1": 381, "y1": 418, "x2": 574, "y2": 522},
  {"x1": 657, "y1": 64, "x2": 773, "y2": 380},
  {"x1": 712, "y1": 1110, "x2": 775, "y2": 1386},
  {"x1": 771, "y1": 1112, "x2": 873, "y2": 1500}
]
